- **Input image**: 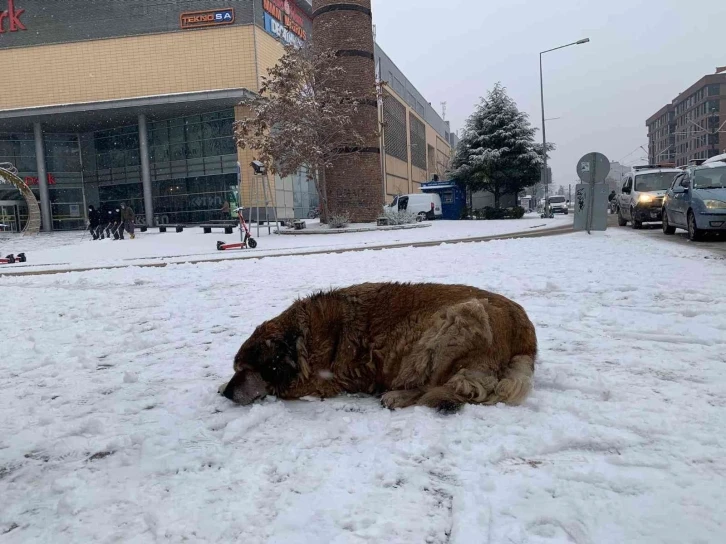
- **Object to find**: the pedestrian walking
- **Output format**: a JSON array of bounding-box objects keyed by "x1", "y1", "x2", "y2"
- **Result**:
[
  {"x1": 99, "y1": 206, "x2": 111, "y2": 239},
  {"x1": 112, "y1": 205, "x2": 124, "y2": 240},
  {"x1": 88, "y1": 205, "x2": 101, "y2": 240},
  {"x1": 221, "y1": 200, "x2": 230, "y2": 220},
  {"x1": 121, "y1": 202, "x2": 136, "y2": 239}
]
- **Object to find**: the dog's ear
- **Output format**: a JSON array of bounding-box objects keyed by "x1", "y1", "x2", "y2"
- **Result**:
[
  {"x1": 282, "y1": 328, "x2": 300, "y2": 368},
  {"x1": 275, "y1": 306, "x2": 311, "y2": 379}
]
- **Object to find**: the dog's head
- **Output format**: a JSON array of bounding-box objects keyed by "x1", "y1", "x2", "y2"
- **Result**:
[{"x1": 220, "y1": 319, "x2": 301, "y2": 405}]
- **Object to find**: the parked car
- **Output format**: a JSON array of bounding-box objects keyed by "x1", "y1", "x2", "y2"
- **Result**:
[
  {"x1": 384, "y1": 193, "x2": 442, "y2": 220},
  {"x1": 615, "y1": 165, "x2": 681, "y2": 228},
  {"x1": 662, "y1": 157, "x2": 726, "y2": 241}
]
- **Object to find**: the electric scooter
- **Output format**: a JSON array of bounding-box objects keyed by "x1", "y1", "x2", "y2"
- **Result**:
[
  {"x1": 0, "y1": 253, "x2": 26, "y2": 265},
  {"x1": 217, "y1": 207, "x2": 258, "y2": 251}
]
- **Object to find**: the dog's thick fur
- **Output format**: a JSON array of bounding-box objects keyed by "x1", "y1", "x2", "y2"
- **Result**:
[{"x1": 220, "y1": 282, "x2": 537, "y2": 412}]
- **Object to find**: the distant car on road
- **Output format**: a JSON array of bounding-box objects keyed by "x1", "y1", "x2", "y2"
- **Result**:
[
  {"x1": 615, "y1": 165, "x2": 681, "y2": 228},
  {"x1": 662, "y1": 157, "x2": 726, "y2": 241},
  {"x1": 546, "y1": 195, "x2": 569, "y2": 215}
]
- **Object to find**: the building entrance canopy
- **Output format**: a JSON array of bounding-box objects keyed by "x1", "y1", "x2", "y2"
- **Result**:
[{"x1": 0, "y1": 89, "x2": 255, "y2": 134}]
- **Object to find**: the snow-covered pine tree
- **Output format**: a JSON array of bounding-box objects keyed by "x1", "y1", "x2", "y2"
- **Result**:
[{"x1": 451, "y1": 83, "x2": 548, "y2": 209}]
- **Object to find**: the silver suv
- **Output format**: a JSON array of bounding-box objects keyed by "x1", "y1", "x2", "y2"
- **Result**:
[{"x1": 615, "y1": 165, "x2": 681, "y2": 229}]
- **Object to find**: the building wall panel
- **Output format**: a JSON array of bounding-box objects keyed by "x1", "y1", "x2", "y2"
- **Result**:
[{"x1": 0, "y1": 26, "x2": 257, "y2": 110}]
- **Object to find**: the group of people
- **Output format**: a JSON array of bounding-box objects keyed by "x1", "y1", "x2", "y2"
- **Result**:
[{"x1": 87, "y1": 203, "x2": 136, "y2": 240}]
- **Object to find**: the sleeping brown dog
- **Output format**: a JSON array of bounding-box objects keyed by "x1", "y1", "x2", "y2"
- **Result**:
[{"x1": 219, "y1": 282, "x2": 537, "y2": 412}]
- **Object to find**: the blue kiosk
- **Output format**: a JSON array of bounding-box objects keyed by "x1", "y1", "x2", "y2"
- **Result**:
[{"x1": 420, "y1": 180, "x2": 467, "y2": 220}]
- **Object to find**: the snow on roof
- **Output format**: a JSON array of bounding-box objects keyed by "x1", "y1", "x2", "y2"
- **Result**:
[{"x1": 703, "y1": 153, "x2": 726, "y2": 165}]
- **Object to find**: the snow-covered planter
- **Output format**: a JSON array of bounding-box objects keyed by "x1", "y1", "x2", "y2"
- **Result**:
[
  {"x1": 382, "y1": 208, "x2": 418, "y2": 225},
  {"x1": 465, "y1": 206, "x2": 526, "y2": 220},
  {"x1": 327, "y1": 213, "x2": 351, "y2": 229}
]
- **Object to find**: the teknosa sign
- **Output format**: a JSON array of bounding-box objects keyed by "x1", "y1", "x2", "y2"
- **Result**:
[
  {"x1": 0, "y1": 0, "x2": 26, "y2": 33},
  {"x1": 180, "y1": 8, "x2": 235, "y2": 30}
]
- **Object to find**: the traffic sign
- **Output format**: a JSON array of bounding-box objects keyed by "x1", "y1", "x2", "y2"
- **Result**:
[
  {"x1": 577, "y1": 152, "x2": 610, "y2": 184},
  {"x1": 574, "y1": 152, "x2": 610, "y2": 233}
]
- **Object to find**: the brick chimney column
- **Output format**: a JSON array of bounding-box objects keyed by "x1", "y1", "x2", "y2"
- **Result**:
[{"x1": 312, "y1": 0, "x2": 383, "y2": 222}]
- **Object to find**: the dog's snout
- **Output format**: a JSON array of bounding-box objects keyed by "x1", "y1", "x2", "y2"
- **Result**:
[
  {"x1": 219, "y1": 371, "x2": 267, "y2": 405},
  {"x1": 218, "y1": 381, "x2": 229, "y2": 397}
]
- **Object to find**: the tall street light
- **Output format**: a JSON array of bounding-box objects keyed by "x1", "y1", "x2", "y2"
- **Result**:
[{"x1": 540, "y1": 38, "x2": 589, "y2": 217}]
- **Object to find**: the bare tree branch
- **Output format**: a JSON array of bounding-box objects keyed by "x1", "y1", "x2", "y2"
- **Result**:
[{"x1": 234, "y1": 44, "x2": 382, "y2": 221}]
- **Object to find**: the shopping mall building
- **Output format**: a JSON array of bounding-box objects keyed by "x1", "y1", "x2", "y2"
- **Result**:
[{"x1": 0, "y1": 0, "x2": 456, "y2": 231}]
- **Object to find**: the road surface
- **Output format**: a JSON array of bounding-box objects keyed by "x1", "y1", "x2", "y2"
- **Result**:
[{"x1": 607, "y1": 213, "x2": 726, "y2": 258}]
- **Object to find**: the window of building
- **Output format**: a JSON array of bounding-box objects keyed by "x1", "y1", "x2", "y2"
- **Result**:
[
  {"x1": 409, "y1": 113, "x2": 427, "y2": 170},
  {"x1": 708, "y1": 84, "x2": 720, "y2": 96},
  {"x1": 383, "y1": 91, "x2": 408, "y2": 162},
  {"x1": 45, "y1": 134, "x2": 82, "y2": 178},
  {"x1": 406, "y1": 91, "x2": 416, "y2": 109},
  {"x1": 0, "y1": 132, "x2": 37, "y2": 174},
  {"x1": 427, "y1": 143, "x2": 436, "y2": 174}
]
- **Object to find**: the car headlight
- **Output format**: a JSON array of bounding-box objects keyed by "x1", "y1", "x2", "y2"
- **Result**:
[
  {"x1": 638, "y1": 194, "x2": 654, "y2": 203},
  {"x1": 704, "y1": 200, "x2": 726, "y2": 210}
]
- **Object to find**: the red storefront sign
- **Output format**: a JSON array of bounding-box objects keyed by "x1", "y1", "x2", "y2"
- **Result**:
[
  {"x1": 263, "y1": 0, "x2": 307, "y2": 41},
  {"x1": 24, "y1": 174, "x2": 56, "y2": 186},
  {"x1": 0, "y1": 0, "x2": 26, "y2": 33}
]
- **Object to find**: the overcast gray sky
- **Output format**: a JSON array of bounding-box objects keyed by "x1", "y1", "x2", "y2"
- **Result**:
[{"x1": 370, "y1": 0, "x2": 726, "y2": 188}]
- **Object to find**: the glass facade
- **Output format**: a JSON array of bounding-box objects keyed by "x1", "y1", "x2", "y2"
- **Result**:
[
  {"x1": 86, "y1": 110, "x2": 239, "y2": 225},
  {"x1": 0, "y1": 132, "x2": 37, "y2": 174},
  {"x1": 274, "y1": 168, "x2": 319, "y2": 220},
  {"x1": 0, "y1": 132, "x2": 86, "y2": 230},
  {"x1": 1, "y1": 108, "x2": 320, "y2": 230},
  {"x1": 46, "y1": 134, "x2": 85, "y2": 230}
]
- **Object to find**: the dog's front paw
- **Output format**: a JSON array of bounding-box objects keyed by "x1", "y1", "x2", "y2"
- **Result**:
[{"x1": 380, "y1": 389, "x2": 423, "y2": 410}]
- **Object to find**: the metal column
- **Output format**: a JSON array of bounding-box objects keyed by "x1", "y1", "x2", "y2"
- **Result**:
[
  {"x1": 33, "y1": 122, "x2": 52, "y2": 232},
  {"x1": 138, "y1": 114, "x2": 155, "y2": 226}
]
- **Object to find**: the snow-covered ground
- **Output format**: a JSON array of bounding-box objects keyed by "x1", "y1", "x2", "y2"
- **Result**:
[
  {"x1": 2, "y1": 227, "x2": 725, "y2": 543},
  {"x1": 0, "y1": 214, "x2": 571, "y2": 274}
]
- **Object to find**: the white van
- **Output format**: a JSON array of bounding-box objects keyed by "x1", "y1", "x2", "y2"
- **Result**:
[
  {"x1": 384, "y1": 193, "x2": 443, "y2": 220},
  {"x1": 547, "y1": 195, "x2": 569, "y2": 214}
]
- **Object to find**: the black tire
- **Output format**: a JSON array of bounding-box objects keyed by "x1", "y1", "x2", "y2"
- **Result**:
[
  {"x1": 564, "y1": 209, "x2": 569, "y2": 215},
  {"x1": 617, "y1": 207, "x2": 627, "y2": 226},
  {"x1": 687, "y1": 211, "x2": 703, "y2": 242},
  {"x1": 216, "y1": 241, "x2": 225, "y2": 251},
  {"x1": 662, "y1": 211, "x2": 675, "y2": 235},
  {"x1": 247, "y1": 238, "x2": 258, "y2": 249},
  {"x1": 630, "y1": 208, "x2": 642, "y2": 229}
]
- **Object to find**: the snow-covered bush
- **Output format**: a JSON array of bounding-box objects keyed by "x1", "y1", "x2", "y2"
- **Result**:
[
  {"x1": 463, "y1": 206, "x2": 526, "y2": 220},
  {"x1": 328, "y1": 213, "x2": 351, "y2": 229},
  {"x1": 382, "y1": 208, "x2": 418, "y2": 225}
]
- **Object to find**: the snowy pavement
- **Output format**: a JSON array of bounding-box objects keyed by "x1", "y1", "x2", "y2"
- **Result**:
[
  {"x1": 1, "y1": 227, "x2": 725, "y2": 543},
  {"x1": 0, "y1": 214, "x2": 571, "y2": 274}
]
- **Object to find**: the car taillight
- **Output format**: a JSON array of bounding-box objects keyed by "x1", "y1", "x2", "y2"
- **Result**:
[{"x1": 431, "y1": 202, "x2": 435, "y2": 210}]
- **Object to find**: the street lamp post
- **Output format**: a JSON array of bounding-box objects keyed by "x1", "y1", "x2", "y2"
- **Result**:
[{"x1": 540, "y1": 38, "x2": 589, "y2": 217}]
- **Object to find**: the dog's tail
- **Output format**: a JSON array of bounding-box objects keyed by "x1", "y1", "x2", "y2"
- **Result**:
[{"x1": 484, "y1": 354, "x2": 535, "y2": 406}]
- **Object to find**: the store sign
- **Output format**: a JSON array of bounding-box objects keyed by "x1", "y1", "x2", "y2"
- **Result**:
[
  {"x1": 24, "y1": 174, "x2": 56, "y2": 186},
  {"x1": 0, "y1": 0, "x2": 26, "y2": 33},
  {"x1": 263, "y1": 12, "x2": 304, "y2": 48},
  {"x1": 263, "y1": 0, "x2": 308, "y2": 45},
  {"x1": 180, "y1": 8, "x2": 235, "y2": 30}
]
